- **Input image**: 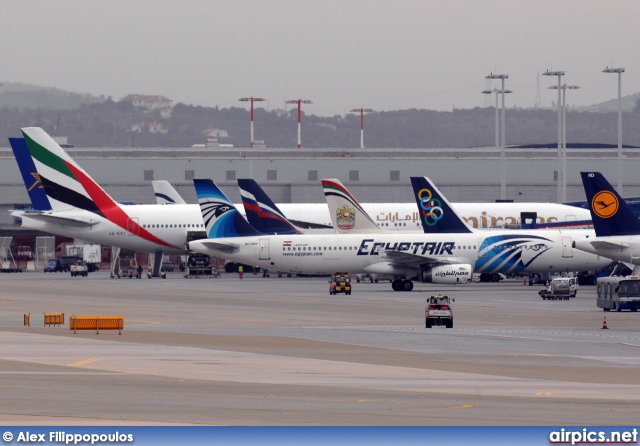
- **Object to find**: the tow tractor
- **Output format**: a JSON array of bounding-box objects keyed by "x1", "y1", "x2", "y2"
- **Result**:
[
  {"x1": 538, "y1": 276, "x2": 578, "y2": 300},
  {"x1": 425, "y1": 294, "x2": 454, "y2": 328}
]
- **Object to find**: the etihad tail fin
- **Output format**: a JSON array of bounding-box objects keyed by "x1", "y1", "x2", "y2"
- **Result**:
[
  {"x1": 238, "y1": 179, "x2": 302, "y2": 235},
  {"x1": 152, "y1": 180, "x2": 187, "y2": 204},
  {"x1": 321, "y1": 179, "x2": 384, "y2": 233},
  {"x1": 409, "y1": 177, "x2": 474, "y2": 234},
  {"x1": 194, "y1": 179, "x2": 263, "y2": 238},
  {"x1": 580, "y1": 171, "x2": 640, "y2": 236},
  {"x1": 9, "y1": 137, "x2": 52, "y2": 211}
]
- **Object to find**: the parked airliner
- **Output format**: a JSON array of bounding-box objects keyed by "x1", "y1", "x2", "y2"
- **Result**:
[{"x1": 189, "y1": 177, "x2": 611, "y2": 291}]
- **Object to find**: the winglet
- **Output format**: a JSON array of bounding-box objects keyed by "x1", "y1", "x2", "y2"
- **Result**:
[
  {"x1": 580, "y1": 172, "x2": 640, "y2": 236},
  {"x1": 238, "y1": 178, "x2": 302, "y2": 235},
  {"x1": 409, "y1": 177, "x2": 473, "y2": 233},
  {"x1": 321, "y1": 179, "x2": 383, "y2": 233},
  {"x1": 194, "y1": 179, "x2": 263, "y2": 238},
  {"x1": 9, "y1": 137, "x2": 52, "y2": 211}
]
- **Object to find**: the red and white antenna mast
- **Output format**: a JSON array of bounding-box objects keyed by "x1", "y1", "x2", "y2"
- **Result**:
[
  {"x1": 286, "y1": 99, "x2": 312, "y2": 148},
  {"x1": 351, "y1": 108, "x2": 374, "y2": 149},
  {"x1": 239, "y1": 97, "x2": 265, "y2": 148}
]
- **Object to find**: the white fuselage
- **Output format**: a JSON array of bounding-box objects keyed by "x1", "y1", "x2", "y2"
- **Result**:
[
  {"x1": 573, "y1": 236, "x2": 640, "y2": 266},
  {"x1": 189, "y1": 230, "x2": 611, "y2": 277},
  {"x1": 16, "y1": 201, "x2": 593, "y2": 253}
]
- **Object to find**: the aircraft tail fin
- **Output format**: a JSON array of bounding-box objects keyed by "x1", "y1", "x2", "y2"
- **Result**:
[
  {"x1": 321, "y1": 179, "x2": 384, "y2": 233},
  {"x1": 21, "y1": 127, "x2": 120, "y2": 214},
  {"x1": 238, "y1": 179, "x2": 302, "y2": 235},
  {"x1": 152, "y1": 180, "x2": 187, "y2": 204},
  {"x1": 194, "y1": 179, "x2": 264, "y2": 238},
  {"x1": 410, "y1": 177, "x2": 474, "y2": 233},
  {"x1": 9, "y1": 137, "x2": 52, "y2": 211},
  {"x1": 580, "y1": 172, "x2": 640, "y2": 236}
]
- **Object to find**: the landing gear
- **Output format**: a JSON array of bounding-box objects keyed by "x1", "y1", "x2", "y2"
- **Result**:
[{"x1": 392, "y1": 279, "x2": 414, "y2": 292}]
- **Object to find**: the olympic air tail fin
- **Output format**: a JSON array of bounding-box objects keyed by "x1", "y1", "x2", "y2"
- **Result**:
[
  {"x1": 9, "y1": 137, "x2": 52, "y2": 211},
  {"x1": 321, "y1": 179, "x2": 384, "y2": 234},
  {"x1": 238, "y1": 178, "x2": 302, "y2": 235},
  {"x1": 580, "y1": 172, "x2": 640, "y2": 236},
  {"x1": 410, "y1": 177, "x2": 474, "y2": 234},
  {"x1": 194, "y1": 179, "x2": 264, "y2": 238},
  {"x1": 152, "y1": 180, "x2": 187, "y2": 204}
]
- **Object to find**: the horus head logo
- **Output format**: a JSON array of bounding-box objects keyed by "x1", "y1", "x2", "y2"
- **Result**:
[
  {"x1": 591, "y1": 190, "x2": 618, "y2": 219},
  {"x1": 336, "y1": 205, "x2": 355, "y2": 230}
]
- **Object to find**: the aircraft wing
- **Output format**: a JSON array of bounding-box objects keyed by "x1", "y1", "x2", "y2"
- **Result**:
[
  {"x1": 199, "y1": 240, "x2": 240, "y2": 255},
  {"x1": 588, "y1": 240, "x2": 630, "y2": 251},
  {"x1": 383, "y1": 250, "x2": 469, "y2": 269},
  {"x1": 12, "y1": 210, "x2": 100, "y2": 227}
]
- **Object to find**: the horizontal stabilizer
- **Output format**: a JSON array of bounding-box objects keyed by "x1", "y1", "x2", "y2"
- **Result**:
[
  {"x1": 199, "y1": 240, "x2": 239, "y2": 254},
  {"x1": 13, "y1": 210, "x2": 100, "y2": 227},
  {"x1": 588, "y1": 240, "x2": 629, "y2": 251}
]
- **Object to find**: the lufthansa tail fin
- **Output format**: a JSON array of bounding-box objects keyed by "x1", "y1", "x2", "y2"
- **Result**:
[
  {"x1": 152, "y1": 180, "x2": 187, "y2": 204},
  {"x1": 194, "y1": 179, "x2": 264, "y2": 238},
  {"x1": 321, "y1": 179, "x2": 384, "y2": 233},
  {"x1": 580, "y1": 172, "x2": 640, "y2": 236},
  {"x1": 9, "y1": 137, "x2": 52, "y2": 211},
  {"x1": 410, "y1": 177, "x2": 474, "y2": 234},
  {"x1": 238, "y1": 179, "x2": 302, "y2": 235}
]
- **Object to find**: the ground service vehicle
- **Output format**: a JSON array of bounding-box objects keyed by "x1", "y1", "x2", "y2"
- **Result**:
[
  {"x1": 597, "y1": 276, "x2": 640, "y2": 312},
  {"x1": 330, "y1": 272, "x2": 351, "y2": 295},
  {"x1": 425, "y1": 295, "x2": 454, "y2": 328},
  {"x1": 539, "y1": 277, "x2": 578, "y2": 300},
  {"x1": 70, "y1": 259, "x2": 88, "y2": 277},
  {"x1": 44, "y1": 258, "x2": 65, "y2": 273}
]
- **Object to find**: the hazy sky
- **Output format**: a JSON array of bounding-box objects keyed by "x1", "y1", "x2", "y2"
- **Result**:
[{"x1": 2, "y1": 0, "x2": 639, "y2": 116}]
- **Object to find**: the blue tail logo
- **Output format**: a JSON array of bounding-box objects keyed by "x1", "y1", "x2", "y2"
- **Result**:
[
  {"x1": 580, "y1": 172, "x2": 640, "y2": 236},
  {"x1": 194, "y1": 179, "x2": 263, "y2": 238},
  {"x1": 410, "y1": 177, "x2": 472, "y2": 234},
  {"x1": 9, "y1": 137, "x2": 52, "y2": 211},
  {"x1": 238, "y1": 178, "x2": 301, "y2": 235}
]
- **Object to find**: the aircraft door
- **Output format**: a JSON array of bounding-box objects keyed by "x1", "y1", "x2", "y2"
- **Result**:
[
  {"x1": 127, "y1": 218, "x2": 139, "y2": 235},
  {"x1": 259, "y1": 238, "x2": 270, "y2": 260},
  {"x1": 561, "y1": 237, "x2": 573, "y2": 258}
]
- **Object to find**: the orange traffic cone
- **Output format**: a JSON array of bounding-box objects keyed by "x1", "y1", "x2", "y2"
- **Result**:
[{"x1": 601, "y1": 316, "x2": 608, "y2": 330}]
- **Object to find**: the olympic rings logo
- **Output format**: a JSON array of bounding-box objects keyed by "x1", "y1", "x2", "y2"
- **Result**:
[{"x1": 417, "y1": 188, "x2": 444, "y2": 226}]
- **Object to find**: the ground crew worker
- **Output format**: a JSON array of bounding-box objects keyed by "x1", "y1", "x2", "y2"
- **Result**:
[
  {"x1": 238, "y1": 265, "x2": 244, "y2": 279},
  {"x1": 136, "y1": 264, "x2": 143, "y2": 279}
]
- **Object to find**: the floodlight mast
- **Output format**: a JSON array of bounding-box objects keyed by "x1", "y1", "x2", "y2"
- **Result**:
[
  {"x1": 543, "y1": 70, "x2": 565, "y2": 202},
  {"x1": 485, "y1": 73, "x2": 509, "y2": 200},
  {"x1": 549, "y1": 84, "x2": 579, "y2": 202},
  {"x1": 351, "y1": 108, "x2": 374, "y2": 149},
  {"x1": 603, "y1": 67, "x2": 625, "y2": 193},
  {"x1": 286, "y1": 99, "x2": 312, "y2": 148},
  {"x1": 239, "y1": 97, "x2": 265, "y2": 148}
]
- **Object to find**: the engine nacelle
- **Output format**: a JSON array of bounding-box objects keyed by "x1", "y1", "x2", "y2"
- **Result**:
[{"x1": 420, "y1": 264, "x2": 472, "y2": 284}]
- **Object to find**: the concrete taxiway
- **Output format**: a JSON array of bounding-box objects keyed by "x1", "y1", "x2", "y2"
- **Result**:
[{"x1": 1, "y1": 271, "x2": 639, "y2": 425}]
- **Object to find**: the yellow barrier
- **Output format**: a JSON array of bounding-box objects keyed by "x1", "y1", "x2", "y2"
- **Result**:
[
  {"x1": 70, "y1": 315, "x2": 124, "y2": 334},
  {"x1": 24, "y1": 313, "x2": 30, "y2": 327},
  {"x1": 44, "y1": 312, "x2": 64, "y2": 327}
]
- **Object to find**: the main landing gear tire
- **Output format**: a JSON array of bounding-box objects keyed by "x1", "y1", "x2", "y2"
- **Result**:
[{"x1": 392, "y1": 279, "x2": 414, "y2": 292}]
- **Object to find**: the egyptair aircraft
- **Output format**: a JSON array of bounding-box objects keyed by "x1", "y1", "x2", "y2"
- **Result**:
[
  {"x1": 189, "y1": 177, "x2": 611, "y2": 291},
  {"x1": 573, "y1": 172, "x2": 640, "y2": 266}
]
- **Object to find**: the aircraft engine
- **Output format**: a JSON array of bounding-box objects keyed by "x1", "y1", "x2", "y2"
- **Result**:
[{"x1": 420, "y1": 264, "x2": 472, "y2": 284}]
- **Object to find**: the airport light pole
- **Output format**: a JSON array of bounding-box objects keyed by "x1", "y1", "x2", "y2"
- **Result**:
[
  {"x1": 351, "y1": 108, "x2": 374, "y2": 149},
  {"x1": 485, "y1": 73, "x2": 509, "y2": 200},
  {"x1": 286, "y1": 99, "x2": 312, "y2": 148},
  {"x1": 603, "y1": 67, "x2": 625, "y2": 193},
  {"x1": 550, "y1": 84, "x2": 579, "y2": 202},
  {"x1": 543, "y1": 70, "x2": 565, "y2": 202},
  {"x1": 239, "y1": 97, "x2": 265, "y2": 148}
]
